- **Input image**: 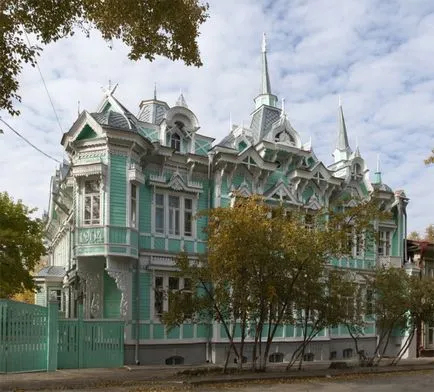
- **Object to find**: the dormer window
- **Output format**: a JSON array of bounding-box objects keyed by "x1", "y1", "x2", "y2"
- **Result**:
[
  {"x1": 238, "y1": 141, "x2": 247, "y2": 152},
  {"x1": 171, "y1": 133, "x2": 181, "y2": 152}
]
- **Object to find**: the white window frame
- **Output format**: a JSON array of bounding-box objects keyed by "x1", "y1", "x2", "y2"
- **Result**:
[
  {"x1": 83, "y1": 178, "x2": 101, "y2": 226},
  {"x1": 151, "y1": 274, "x2": 192, "y2": 320},
  {"x1": 129, "y1": 182, "x2": 138, "y2": 228},
  {"x1": 153, "y1": 192, "x2": 196, "y2": 238},
  {"x1": 345, "y1": 229, "x2": 365, "y2": 258},
  {"x1": 378, "y1": 229, "x2": 391, "y2": 256},
  {"x1": 168, "y1": 195, "x2": 181, "y2": 235},
  {"x1": 354, "y1": 231, "x2": 364, "y2": 257},
  {"x1": 170, "y1": 132, "x2": 182, "y2": 152}
]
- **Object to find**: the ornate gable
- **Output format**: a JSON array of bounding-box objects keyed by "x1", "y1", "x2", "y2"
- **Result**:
[
  {"x1": 264, "y1": 179, "x2": 300, "y2": 205},
  {"x1": 148, "y1": 171, "x2": 203, "y2": 194},
  {"x1": 230, "y1": 180, "x2": 251, "y2": 197},
  {"x1": 305, "y1": 194, "x2": 322, "y2": 210},
  {"x1": 62, "y1": 111, "x2": 105, "y2": 146}
]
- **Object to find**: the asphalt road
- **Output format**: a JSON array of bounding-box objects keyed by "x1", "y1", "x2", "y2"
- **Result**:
[
  {"x1": 31, "y1": 370, "x2": 434, "y2": 392},
  {"x1": 199, "y1": 370, "x2": 434, "y2": 391}
]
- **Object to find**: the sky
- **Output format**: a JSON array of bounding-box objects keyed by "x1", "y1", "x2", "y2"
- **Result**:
[{"x1": 0, "y1": 0, "x2": 433, "y2": 235}]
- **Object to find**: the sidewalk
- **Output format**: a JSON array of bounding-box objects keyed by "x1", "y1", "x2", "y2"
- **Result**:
[{"x1": 1, "y1": 358, "x2": 434, "y2": 391}]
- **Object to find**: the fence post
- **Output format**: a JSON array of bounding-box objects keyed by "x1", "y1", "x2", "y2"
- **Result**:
[
  {"x1": 47, "y1": 300, "x2": 59, "y2": 371},
  {"x1": 78, "y1": 304, "x2": 84, "y2": 369}
]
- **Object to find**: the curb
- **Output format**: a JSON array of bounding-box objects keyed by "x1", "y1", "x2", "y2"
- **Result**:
[{"x1": 186, "y1": 364, "x2": 434, "y2": 386}]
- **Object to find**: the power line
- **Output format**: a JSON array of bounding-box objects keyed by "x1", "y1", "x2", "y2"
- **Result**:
[
  {"x1": 24, "y1": 31, "x2": 64, "y2": 134},
  {"x1": 0, "y1": 118, "x2": 62, "y2": 164}
]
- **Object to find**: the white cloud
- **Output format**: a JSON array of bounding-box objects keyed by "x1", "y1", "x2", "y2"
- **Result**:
[{"x1": 1, "y1": 0, "x2": 433, "y2": 234}]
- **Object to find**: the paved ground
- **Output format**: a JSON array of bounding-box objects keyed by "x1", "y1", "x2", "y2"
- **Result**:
[
  {"x1": 200, "y1": 370, "x2": 434, "y2": 392},
  {"x1": 23, "y1": 370, "x2": 434, "y2": 392},
  {"x1": 1, "y1": 359, "x2": 434, "y2": 391}
]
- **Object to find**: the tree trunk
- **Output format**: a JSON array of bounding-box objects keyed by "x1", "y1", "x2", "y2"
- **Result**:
[
  {"x1": 375, "y1": 328, "x2": 393, "y2": 366},
  {"x1": 238, "y1": 313, "x2": 247, "y2": 370},
  {"x1": 392, "y1": 326, "x2": 415, "y2": 365}
]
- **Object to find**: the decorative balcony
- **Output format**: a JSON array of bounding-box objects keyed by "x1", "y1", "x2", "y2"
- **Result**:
[
  {"x1": 128, "y1": 163, "x2": 145, "y2": 184},
  {"x1": 74, "y1": 226, "x2": 139, "y2": 258},
  {"x1": 77, "y1": 227, "x2": 104, "y2": 244},
  {"x1": 378, "y1": 256, "x2": 402, "y2": 268}
]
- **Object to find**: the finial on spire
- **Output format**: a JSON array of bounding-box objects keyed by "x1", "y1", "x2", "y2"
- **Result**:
[
  {"x1": 373, "y1": 154, "x2": 382, "y2": 184},
  {"x1": 176, "y1": 90, "x2": 188, "y2": 108},
  {"x1": 154, "y1": 82, "x2": 157, "y2": 100},
  {"x1": 102, "y1": 80, "x2": 118, "y2": 96},
  {"x1": 254, "y1": 33, "x2": 278, "y2": 109},
  {"x1": 77, "y1": 100, "x2": 80, "y2": 116},
  {"x1": 338, "y1": 94, "x2": 342, "y2": 107},
  {"x1": 229, "y1": 112, "x2": 233, "y2": 131},
  {"x1": 281, "y1": 97, "x2": 286, "y2": 116}
]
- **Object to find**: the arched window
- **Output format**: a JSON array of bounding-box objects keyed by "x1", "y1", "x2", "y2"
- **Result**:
[
  {"x1": 353, "y1": 163, "x2": 362, "y2": 178},
  {"x1": 171, "y1": 133, "x2": 181, "y2": 152}
]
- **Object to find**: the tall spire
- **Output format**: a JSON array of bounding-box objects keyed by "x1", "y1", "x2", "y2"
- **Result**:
[
  {"x1": 373, "y1": 154, "x2": 382, "y2": 184},
  {"x1": 254, "y1": 33, "x2": 278, "y2": 109},
  {"x1": 261, "y1": 33, "x2": 271, "y2": 95},
  {"x1": 333, "y1": 96, "x2": 352, "y2": 162}
]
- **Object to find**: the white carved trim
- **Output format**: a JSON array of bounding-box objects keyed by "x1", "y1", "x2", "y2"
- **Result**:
[
  {"x1": 106, "y1": 258, "x2": 132, "y2": 319},
  {"x1": 72, "y1": 162, "x2": 107, "y2": 178}
]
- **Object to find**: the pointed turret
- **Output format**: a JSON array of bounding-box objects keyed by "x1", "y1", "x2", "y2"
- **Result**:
[
  {"x1": 176, "y1": 91, "x2": 188, "y2": 108},
  {"x1": 254, "y1": 33, "x2": 278, "y2": 109},
  {"x1": 137, "y1": 83, "x2": 170, "y2": 124},
  {"x1": 333, "y1": 97, "x2": 352, "y2": 162}
]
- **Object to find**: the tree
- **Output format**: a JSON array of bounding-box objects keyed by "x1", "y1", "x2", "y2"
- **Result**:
[
  {"x1": 366, "y1": 267, "x2": 410, "y2": 366},
  {"x1": 391, "y1": 275, "x2": 434, "y2": 365},
  {"x1": 408, "y1": 224, "x2": 434, "y2": 243},
  {"x1": 0, "y1": 192, "x2": 45, "y2": 297},
  {"x1": 408, "y1": 231, "x2": 421, "y2": 241},
  {"x1": 0, "y1": 0, "x2": 209, "y2": 116},
  {"x1": 425, "y1": 149, "x2": 434, "y2": 165},
  {"x1": 340, "y1": 280, "x2": 370, "y2": 364},
  {"x1": 425, "y1": 225, "x2": 434, "y2": 243},
  {"x1": 12, "y1": 256, "x2": 48, "y2": 303},
  {"x1": 163, "y1": 194, "x2": 387, "y2": 372}
]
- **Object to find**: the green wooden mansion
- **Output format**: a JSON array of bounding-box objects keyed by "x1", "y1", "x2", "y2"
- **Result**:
[{"x1": 39, "y1": 36, "x2": 410, "y2": 365}]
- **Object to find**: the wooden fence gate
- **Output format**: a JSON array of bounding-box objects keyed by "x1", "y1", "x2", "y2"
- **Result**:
[
  {"x1": 58, "y1": 308, "x2": 124, "y2": 369},
  {"x1": 0, "y1": 300, "x2": 124, "y2": 373},
  {"x1": 0, "y1": 300, "x2": 49, "y2": 373}
]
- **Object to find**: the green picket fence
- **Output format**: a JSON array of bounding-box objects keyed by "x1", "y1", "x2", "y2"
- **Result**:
[
  {"x1": 1, "y1": 300, "x2": 125, "y2": 373},
  {"x1": 0, "y1": 300, "x2": 48, "y2": 373}
]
